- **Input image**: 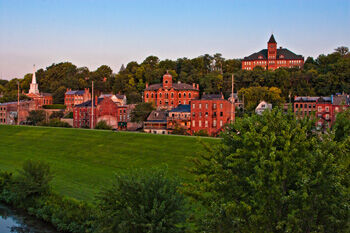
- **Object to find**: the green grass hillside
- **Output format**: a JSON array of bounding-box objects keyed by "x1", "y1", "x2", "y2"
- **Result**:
[{"x1": 0, "y1": 125, "x2": 218, "y2": 201}]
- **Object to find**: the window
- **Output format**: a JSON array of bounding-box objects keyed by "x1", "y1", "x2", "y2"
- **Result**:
[
  {"x1": 171, "y1": 93, "x2": 173, "y2": 98},
  {"x1": 192, "y1": 120, "x2": 195, "y2": 127},
  {"x1": 192, "y1": 103, "x2": 195, "y2": 109},
  {"x1": 205, "y1": 121, "x2": 208, "y2": 127},
  {"x1": 318, "y1": 106, "x2": 322, "y2": 112},
  {"x1": 179, "y1": 93, "x2": 181, "y2": 98},
  {"x1": 220, "y1": 103, "x2": 223, "y2": 109},
  {"x1": 189, "y1": 93, "x2": 191, "y2": 98},
  {"x1": 184, "y1": 93, "x2": 186, "y2": 98},
  {"x1": 165, "y1": 80, "x2": 168, "y2": 84},
  {"x1": 205, "y1": 103, "x2": 208, "y2": 109},
  {"x1": 220, "y1": 112, "x2": 223, "y2": 116},
  {"x1": 199, "y1": 112, "x2": 202, "y2": 117},
  {"x1": 159, "y1": 93, "x2": 162, "y2": 98},
  {"x1": 296, "y1": 104, "x2": 299, "y2": 108},
  {"x1": 199, "y1": 103, "x2": 202, "y2": 109},
  {"x1": 199, "y1": 120, "x2": 202, "y2": 127},
  {"x1": 213, "y1": 119, "x2": 216, "y2": 127},
  {"x1": 160, "y1": 101, "x2": 162, "y2": 104},
  {"x1": 325, "y1": 114, "x2": 329, "y2": 120},
  {"x1": 179, "y1": 101, "x2": 181, "y2": 104},
  {"x1": 192, "y1": 112, "x2": 195, "y2": 117},
  {"x1": 171, "y1": 101, "x2": 173, "y2": 105},
  {"x1": 220, "y1": 120, "x2": 223, "y2": 127},
  {"x1": 325, "y1": 106, "x2": 329, "y2": 112},
  {"x1": 205, "y1": 112, "x2": 208, "y2": 117},
  {"x1": 213, "y1": 103, "x2": 216, "y2": 109}
]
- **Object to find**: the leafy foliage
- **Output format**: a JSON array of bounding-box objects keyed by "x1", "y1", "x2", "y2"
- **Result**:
[
  {"x1": 131, "y1": 102, "x2": 154, "y2": 122},
  {"x1": 97, "y1": 167, "x2": 188, "y2": 233},
  {"x1": 43, "y1": 104, "x2": 66, "y2": 109},
  {"x1": 333, "y1": 108, "x2": 350, "y2": 141},
  {"x1": 95, "y1": 120, "x2": 112, "y2": 130},
  {"x1": 27, "y1": 110, "x2": 46, "y2": 125},
  {"x1": 39, "y1": 118, "x2": 72, "y2": 128},
  {"x1": 184, "y1": 108, "x2": 350, "y2": 232},
  {"x1": 49, "y1": 111, "x2": 64, "y2": 119}
]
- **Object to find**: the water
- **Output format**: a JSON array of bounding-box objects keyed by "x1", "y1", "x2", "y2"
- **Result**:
[{"x1": 0, "y1": 203, "x2": 59, "y2": 233}]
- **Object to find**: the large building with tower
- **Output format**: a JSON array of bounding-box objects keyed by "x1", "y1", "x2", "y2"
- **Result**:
[{"x1": 242, "y1": 34, "x2": 304, "y2": 70}]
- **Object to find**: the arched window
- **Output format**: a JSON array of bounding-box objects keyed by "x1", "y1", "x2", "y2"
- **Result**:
[
  {"x1": 159, "y1": 93, "x2": 162, "y2": 98},
  {"x1": 166, "y1": 93, "x2": 168, "y2": 98},
  {"x1": 146, "y1": 93, "x2": 149, "y2": 98},
  {"x1": 189, "y1": 93, "x2": 191, "y2": 98},
  {"x1": 151, "y1": 93, "x2": 153, "y2": 98},
  {"x1": 160, "y1": 100, "x2": 162, "y2": 104},
  {"x1": 184, "y1": 93, "x2": 186, "y2": 98},
  {"x1": 171, "y1": 93, "x2": 174, "y2": 98},
  {"x1": 179, "y1": 93, "x2": 181, "y2": 98}
]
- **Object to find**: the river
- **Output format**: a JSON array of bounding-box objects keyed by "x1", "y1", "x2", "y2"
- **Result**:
[{"x1": 0, "y1": 203, "x2": 59, "y2": 233}]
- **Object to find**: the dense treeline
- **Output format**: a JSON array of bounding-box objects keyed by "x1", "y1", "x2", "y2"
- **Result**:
[{"x1": 0, "y1": 47, "x2": 349, "y2": 107}]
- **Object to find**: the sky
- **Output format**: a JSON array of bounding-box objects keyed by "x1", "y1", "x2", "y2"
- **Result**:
[{"x1": 0, "y1": 0, "x2": 349, "y2": 80}]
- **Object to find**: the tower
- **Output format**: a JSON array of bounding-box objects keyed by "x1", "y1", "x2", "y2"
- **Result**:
[
  {"x1": 162, "y1": 71, "x2": 172, "y2": 89},
  {"x1": 267, "y1": 34, "x2": 277, "y2": 69},
  {"x1": 28, "y1": 65, "x2": 40, "y2": 94}
]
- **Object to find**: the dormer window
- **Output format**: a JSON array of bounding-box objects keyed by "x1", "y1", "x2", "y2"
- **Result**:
[
  {"x1": 279, "y1": 55, "x2": 284, "y2": 59},
  {"x1": 258, "y1": 55, "x2": 263, "y2": 59}
]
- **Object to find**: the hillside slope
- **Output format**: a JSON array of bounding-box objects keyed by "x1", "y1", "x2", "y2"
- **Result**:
[{"x1": 0, "y1": 125, "x2": 218, "y2": 201}]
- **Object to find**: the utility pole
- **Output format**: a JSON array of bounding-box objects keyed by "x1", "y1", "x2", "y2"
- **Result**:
[
  {"x1": 242, "y1": 94, "x2": 245, "y2": 115},
  {"x1": 91, "y1": 81, "x2": 94, "y2": 129},
  {"x1": 231, "y1": 74, "x2": 234, "y2": 122},
  {"x1": 17, "y1": 81, "x2": 20, "y2": 125}
]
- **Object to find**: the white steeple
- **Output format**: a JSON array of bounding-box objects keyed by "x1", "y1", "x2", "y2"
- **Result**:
[{"x1": 29, "y1": 64, "x2": 39, "y2": 94}]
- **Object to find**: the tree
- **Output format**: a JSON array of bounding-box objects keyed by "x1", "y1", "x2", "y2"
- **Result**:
[
  {"x1": 334, "y1": 46, "x2": 349, "y2": 56},
  {"x1": 130, "y1": 102, "x2": 154, "y2": 122},
  {"x1": 333, "y1": 109, "x2": 350, "y2": 141},
  {"x1": 95, "y1": 120, "x2": 112, "y2": 130},
  {"x1": 49, "y1": 111, "x2": 64, "y2": 119},
  {"x1": 27, "y1": 110, "x2": 46, "y2": 125},
  {"x1": 96, "y1": 167, "x2": 187, "y2": 233},
  {"x1": 184, "y1": 108, "x2": 349, "y2": 232}
]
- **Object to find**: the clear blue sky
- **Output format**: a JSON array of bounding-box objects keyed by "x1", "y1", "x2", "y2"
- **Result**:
[{"x1": 0, "y1": 0, "x2": 349, "y2": 80}]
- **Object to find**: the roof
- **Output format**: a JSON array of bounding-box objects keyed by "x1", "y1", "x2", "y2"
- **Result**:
[
  {"x1": 169, "y1": 104, "x2": 190, "y2": 112},
  {"x1": 294, "y1": 96, "x2": 320, "y2": 102},
  {"x1": 268, "y1": 34, "x2": 277, "y2": 43},
  {"x1": 41, "y1": 93, "x2": 52, "y2": 96},
  {"x1": 146, "y1": 110, "x2": 168, "y2": 121},
  {"x1": 145, "y1": 83, "x2": 197, "y2": 91},
  {"x1": 332, "y1": 95, "x2": 349, "y2": 105},
  {"x1": 317, "y1": 97, "x2": 332, "y2": 103},
  {"x1": 243, "y1": 48, "x2": 304, "y2": 61},
  {"x1": 66, "y1": 90, "x2": 86, "y2": 95},
  {"x1": 201, "y1": 94, "x2": 223, "y2": 100},
  {"x1": 75, "y1": 97, "x2": 104, "y2": 107},
  {"x1": 0, "y1": 100, "x2": 33, "y2": 106}
]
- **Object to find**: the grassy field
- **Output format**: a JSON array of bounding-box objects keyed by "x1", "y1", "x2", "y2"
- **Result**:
[{"x1": 0, "y1": 125, "x2": 218, "y2": 201}]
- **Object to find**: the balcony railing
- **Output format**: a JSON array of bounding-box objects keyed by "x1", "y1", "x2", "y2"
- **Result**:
[{"x1": 167, "y1": 116, "x2": 191, "y2": 121}]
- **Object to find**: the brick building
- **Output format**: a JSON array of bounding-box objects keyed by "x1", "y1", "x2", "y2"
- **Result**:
[
  {"x1": 99, "y1": 93, "x2": 127, "y2": 106},
  {"x1": 0, "y1": 100, "x2": 36, "y2": 125},
  {"x1": 242, "y1": 34, "x2": 304, "y2": 70},
  {"x1": 294, "y1": 96, "x2": 319, "y2": 118},
  {"x1": 65, "y1": 88, "x2": 91, "y2": 112},
  {"x1": 167, "y1": 104, "x2": 191, "y2": 134},
  {"x1": 73, "y1": 96, "x2": 129, "y2": 129},
  {"x1": 190, "y1": 94, "x2": 234, "y2": 136},
  {"x1": 144, "y1": 72, "x2": 199, "y2": 110}
]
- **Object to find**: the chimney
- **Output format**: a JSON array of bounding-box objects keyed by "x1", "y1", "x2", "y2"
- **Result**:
[
  {"x1": 192, "y1": 83, "x2": 195, "y2": 88},
  {"x1": 146, "y1": 83, "x2": 149, "y2": 88},
  {"x1": 196, "y1": 84, "x2": 199, "y2": 90}
]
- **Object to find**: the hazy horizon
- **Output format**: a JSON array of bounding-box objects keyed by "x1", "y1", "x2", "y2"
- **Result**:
[{"x1": 1, "y1": 0, "x2": 349, "y2": 80}]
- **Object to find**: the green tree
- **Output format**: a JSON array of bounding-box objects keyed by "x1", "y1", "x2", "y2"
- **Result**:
[
  {"x1": 95, "y1": 120, "x2": 112, "y2": 130},
  {"x1": 184, "y1": 108, "x2": 349, "y2": 233},
  {"x1": 27, "y1": 110, "x2": 46, "y2": 125},
  {"x1": 131, "y1": 102, "x2": 154, "y2": 122},
  {"x1": 96, "y1": 167, "x2": 187, "y2": 233},
  {"x1": 333, "y1": 109, "x2": 350, "y2": 141},
  {"x1": 49, "y1": 111, "x2": 64, "y2": 119}
]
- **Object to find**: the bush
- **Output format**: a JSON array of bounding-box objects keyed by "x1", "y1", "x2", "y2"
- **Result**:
[
  {"x1": 39, "y1": 119, "x2": 72, "y2": 128},
  {"x1": 27, "y1": 110, "x2": 46, "y2": 125},
  {"x1": 64, "y1": 112, "x2": 73, "y2": 119},
  {"x1": 193, "y1": 129, "x2": 209, "y2": 137},
  {"x1": 96, "y1": 167, "x2": 188, "y2": 233},
  {"x1": 43, "y1": 104, "x2": 66, "y2": 109},
  {"x1": 50, "y1": 111, "x2": 64, "y2": 119},
  {"x1": 95, "y1": 120, "x2": 112, "y2": 130}
]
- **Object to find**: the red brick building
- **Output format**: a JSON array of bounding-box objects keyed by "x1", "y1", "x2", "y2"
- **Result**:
[
  {"x1": 65, "y1": 88, "x2": 91, "y2": 112},
  {"x1": 0, "y1": 100, "x2": 36, "y2": 125},
  {"x1": 73, "y1": 96, "x2": 128, "y2": 129},
  {"x1": 242, "y1": 34, "x2": 304, "y2": 70},
  {"x1": 294, "y1": 96, "x2": 319, "y2": 119},
  {"x1": 144, "y1": 72, "x2": 199, "y2": 110},
  {"x1": 190, "y1": 94, "x2": 234, "y2": 136}
]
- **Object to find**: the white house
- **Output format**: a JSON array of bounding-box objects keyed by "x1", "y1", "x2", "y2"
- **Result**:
[{"x1": 255, "y1": 101, "x2": 272, "y2": 115}]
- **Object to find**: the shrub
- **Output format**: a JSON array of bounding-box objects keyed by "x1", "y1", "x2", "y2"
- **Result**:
[
  {"x1": 39, "y1": 119, "x2": 72, "y2": 128},
  {"x1": 27, "y1": 110, "x2": 46, "y2": 125},
  {"x1": 43, "y1": 104, "x2": 66, "y2": 109},
  {"x1": 50, "y1": 111, "x2": 64, "y2": 119},
  {"x1": 96, "y1": 167, "x2": 188, "y2": 233},
  {"x1": 193, "y1": 129, "x2": 209, "y2": 137},
  {"x1": 95, "y1": 120, "x2": 112, "y2": 130}
]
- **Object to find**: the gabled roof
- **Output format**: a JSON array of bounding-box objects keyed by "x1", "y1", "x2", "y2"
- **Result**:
[
  {"x1": 268, "y1": 34, "x2": 277, "y2": 43},
  {"x1": 201, "y1": 94, "x2": 223, "y2": 100},
  {"x1": 146, "y1": 110, "x2": 168, "y2": 122},
  {"x1": 66, "y1": 90, "x2": 86, "y2": 95},
  {"x1": 243, "y1": 48, "x2": 303, "y2": 61},
  {"x1": 75, "y1": 97, "x2": 103, "y2": 107},
  {"x1": 145, "y1": 83, "x2": 197, "y2": 91},
  {"x1": 169, "y1": 104, "x2": 190, "y2": 112}
]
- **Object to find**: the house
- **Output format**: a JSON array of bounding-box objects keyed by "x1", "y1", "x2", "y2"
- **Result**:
[
  {"x1": 190, "y1": 94, "x2": 233, "y2": 136},
  {"x1": 144, "y1": 110, "x2": 169, "y2": 134},
  {"x1": 167, "y1": 104, "x2": 191, "y2": 134},
  {"x1": 0, "y1": 100, "x2": 36, "y2": 125},
  {"x1": 255, "y1": 101, "x2": 272, "y2": 115},
  {"x1": 65, "y1": 88, "x2": 91, "y2": 111},
  {"x1": 144, "y1": 72, "x2": 200, "y2": 110},
  {"x1": 242, "y1": 34, "x2": 304, "y2": 70},
  {"x1": 99, "y1": 93, "x2": 127, "y2": 106},
  {"x1": 294, "y1": 96, "x2": 319, "y2": 118}
]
